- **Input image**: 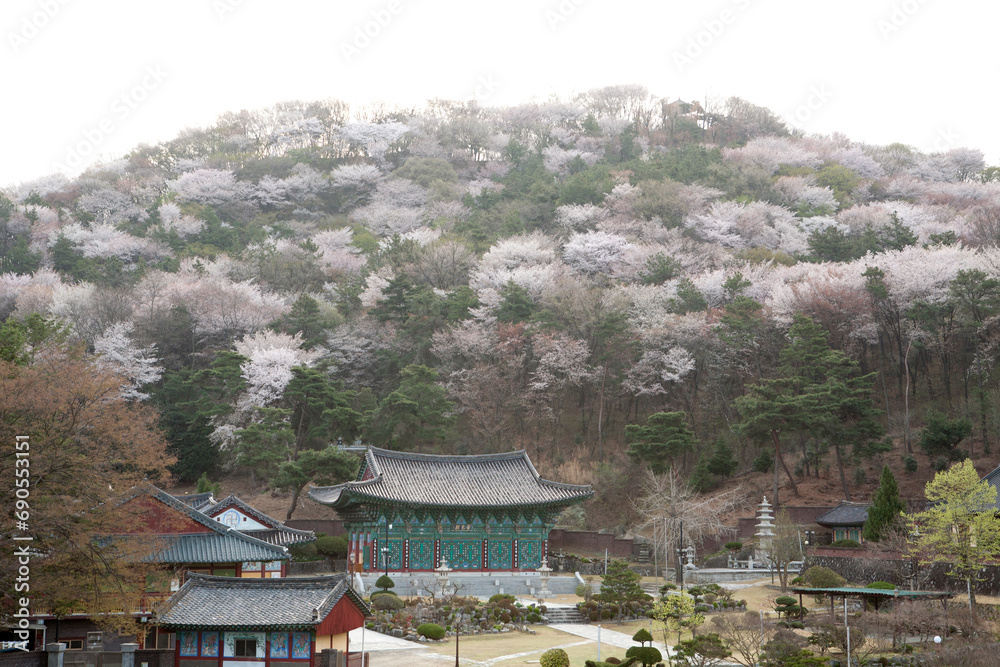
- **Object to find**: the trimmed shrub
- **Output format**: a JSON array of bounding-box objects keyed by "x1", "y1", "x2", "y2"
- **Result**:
[
  {"x1": 375, "y1": 574, "x2": 395, "y2": 591},
  {"x1": 314, "y1": 535, "x2": 348, "y2": 558},
  {"x1": 632, "y1": 628, "x2": 654, "y2": 644},
  {"x1": 625, "y1": 646, "x2": 662, "y2": 667},
  {"x1": 724, "y1": 541, "x2": 743, "y2": 551},
  {"x1": 490, "y1": 593, "x2": 516, "y2": 604},
  {"x1": 540, "y1": 648, "x2": 570, "y2": 667},
  {"x1": 416, "y1": 623, "x2": 446, "y2": 640},
  {"x1": 500, "y1": 611, "x2": 512, "y2": 623},
  {"x1": 830, "y1": 539, "x2": 861, "y2": 548},
  {"x1": 371, "y1": 594, "x2": 405, "y2": 611},
  {"x1": 802, "y1": 565, "x2": 847, "y2": 589},
  {"x1": 288, "y1": 542, "x2": 318, "y2": 561},
  {"x1": 605, "y1": 659, "x2": 621, "y2": 665},
  {"x1": 868, "y1": 581, "x2": 895, "y2": 590}
]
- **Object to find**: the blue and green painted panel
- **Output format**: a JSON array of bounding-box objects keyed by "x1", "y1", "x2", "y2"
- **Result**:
[
  {"x1": 441, "y1": 540, "x2": 481, "y2": 569},
  {"x1": 519, "y1": 539, "x2": 543, "y2": 568},
  {"x1": 488, "y1": 540, "x2": 512, "y2": 569},
  {"x1": 410, "y1": 539, "x2": 435, "y2": 570}
]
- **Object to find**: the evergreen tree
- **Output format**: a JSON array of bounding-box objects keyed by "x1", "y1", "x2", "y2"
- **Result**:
[
  {"x1": 707, "y1": 439, "x2": 739, "y2": 478},
  {"x1": 599, "y1": 559, "x2": 644, "y2": 623},
  {"x1": 626, "y1": 412, "x2": 697, "y2": 474},
  {"x1": 863, "y1": 465, "x2": 905, "y2": 543}
]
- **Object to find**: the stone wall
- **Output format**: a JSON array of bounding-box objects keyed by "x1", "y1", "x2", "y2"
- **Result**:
[
  {"x1": 547, "y1": 529, "x2": 635, "y2": 558},
  {"x1": 0, "y1": 651, "x2": 45, "y2": 667},
  {"x1": 134, "y1": 650, "x2": 174, "y2": 667},
  {"x1": 804, "y1": 547, "x2": 1000, "y2": 595}
]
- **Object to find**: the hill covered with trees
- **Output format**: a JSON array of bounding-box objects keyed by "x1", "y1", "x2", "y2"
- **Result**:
[{"x1": 3, "y1": 84, "x2": 999, "y2": 529}]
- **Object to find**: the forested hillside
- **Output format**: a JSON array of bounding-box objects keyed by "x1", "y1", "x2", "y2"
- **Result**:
[{"x1": 3, "y1": 85, "x2": 999, "y2": 530}]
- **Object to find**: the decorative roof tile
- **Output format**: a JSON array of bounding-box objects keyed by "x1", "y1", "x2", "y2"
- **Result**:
[
  {"x1": 815, "y1": 500, "x2": 871, "y2": 528},
  {"x1": 173, "y1": 492, "x2": 217, "y2": 512},
  {"x1": 155, "y1": 573, "x2": 369, "y2": 630},
  {"x1": 114, "y1": 483, "x2": 289, "y2": 563},
  {"x1": 200, "y1": 495, "x2": 316, "y2": 547},
  {"x1": 309, "y1": 448, "x2": 592, "y2": 510}
]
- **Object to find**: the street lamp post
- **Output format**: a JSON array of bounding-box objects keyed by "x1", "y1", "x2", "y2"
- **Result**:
[{"x1": 382, "y1": 519, "x2": 393, "y2": 576}]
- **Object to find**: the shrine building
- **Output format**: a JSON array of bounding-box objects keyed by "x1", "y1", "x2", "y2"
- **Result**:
[
  {"x1": 156, "y1": 574, "x2": 368, "y2": 667},
  {"x1": 308, "y1": 448, "x2": 592, "y2": 572}
]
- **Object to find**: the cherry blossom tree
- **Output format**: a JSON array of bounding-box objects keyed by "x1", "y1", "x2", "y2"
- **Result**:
[
  {"x1": 337, "y1": 121, "x2": 409, "y2": 166},
  {"x1": 167, "y1": 168, "x2": 253, "y2": 205},
  {"x1": 623, "y1": 347, "x2": 696, "y2": 397},
  {"x1": 722, "y1": 136, "x2": 822, "y2": 174},
  {"x1": 562, "y1": 231, "x2": 633, "y2": 275},
  {"x1": 93, "y1": 321, "x2": 164, "y2": 401}
]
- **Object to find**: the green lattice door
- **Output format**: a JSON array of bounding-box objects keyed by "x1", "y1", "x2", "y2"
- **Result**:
[
  {"x1": 410, "y1": 539, "x2": 435, "y2": 570},
  {"x1": 441, "y1": 540, "x2": 481, "y2": 569},
  {"x1": 488, "y1": 540, "x2": 512, "y2": 569},
  {"x1": 519, "y1": 540, "x2": 542, "y2": 568}
]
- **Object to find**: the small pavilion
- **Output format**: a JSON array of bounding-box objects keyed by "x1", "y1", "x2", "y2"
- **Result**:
[
  {"x1": 156, "y1": 573, "x2": 369, "y2": 667},
  {"x1": 308, "y1": 448, "x2": 592, "y2": 572},
  {"x1": 790, "y1": 586, "x2": 953, "y2": 621}
]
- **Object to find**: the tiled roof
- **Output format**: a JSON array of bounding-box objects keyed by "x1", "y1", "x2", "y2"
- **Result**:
[
  {"x1": 114, "y1": 483, "x2": 289, "y2": 563},
  {"x1": 173, "y1": 492, "x2": 217, "y2": 512},
  {"x1": 143, "y1": 532, "x2": 287, "y2": 563},
  {"x1": 815, "y1": 500, "x2": 871, "y2": 527},
  {"x1": 201, "y1": 495, "x2": 316, "y2": 546},
  {"x1": 981, "y1": 463, "x2": 1000, "y2": 512},
  {"x1": 309, "y1": 448, "x2": 592, "y2": 510},
  {"x1": 156, "y1": 573, "x2": 369, "y2": 630}
]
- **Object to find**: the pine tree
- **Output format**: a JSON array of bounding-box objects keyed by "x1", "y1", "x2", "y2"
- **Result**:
[{"x1": 863, "y1": 465, "x2": 905, "y2": 543}]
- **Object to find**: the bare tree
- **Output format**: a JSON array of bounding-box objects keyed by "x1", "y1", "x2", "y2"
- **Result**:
[
  {"x1": 633, "y1": 469, "x2": 743, "y2": 575},
  {"x1": 709, "y1": 612, "x2": 773, "y2": 667},
  {"x1": 763, "y1": 510, "x2": 802, "y2": 593}
]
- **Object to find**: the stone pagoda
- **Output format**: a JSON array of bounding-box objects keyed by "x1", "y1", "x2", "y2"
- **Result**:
[{"x1": 753, "y1": 496, "x2": 776, "y2": 563}]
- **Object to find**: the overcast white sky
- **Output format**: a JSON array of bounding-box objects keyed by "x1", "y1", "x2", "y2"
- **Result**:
[{"x1": 3, "y1": 0, "x2": 998, "y2": 188}]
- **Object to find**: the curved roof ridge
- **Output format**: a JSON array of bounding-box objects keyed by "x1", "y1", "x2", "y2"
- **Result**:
[{"x1": 310, "y1": 449, "x2": 592, "y2": 509}]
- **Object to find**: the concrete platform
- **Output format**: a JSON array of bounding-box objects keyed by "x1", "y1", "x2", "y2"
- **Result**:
[
  {"x1": 355, "y1": 571, "x2": 579, "y2": 597},
  {"x1": 684, "y1": 568, "x2": 775, "y2": 584}
]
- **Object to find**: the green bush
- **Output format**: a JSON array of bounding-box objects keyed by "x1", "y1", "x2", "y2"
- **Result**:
[
  {"x1": 632, "y1": 628, "x2": 654, "y2": 644},
  {"x1": 752, "y1": 450, "x2": 774, "y2": 473},
  {"x1": 288, "y1": 542, "x2": 319, "y2": 561},
  {"x1": 314, "y1": 535, "x2": 348, "y2": 558},
  {"x1": 801, "y1": 565, "x2": 846, "y2": 589},
  {"x1": 540, "y1": 648, "x2": 570, "y2": 667},
  {"x1": 490, "y1": 593, "x2": 516, "y2": 604},
  {"x1": 903, "y1": 454, "x2": 918, "y2": 474},
  {"x1": 625, "y1": 646, "x2": 662, "y2": 667},
  {"x1": 375, "y1": 574, "x2": 395, "y2": 591},
  {"x1": 416, "y1": 623, "x2": 446, "y2": 640},
  {"x1": 830, "y1": 539, "x2": 861, "y2": 548},
  {"x1": 371, "y1": 593, "x2": 405, "y2": 611},
  {"x1": 724, "y1": 541, "x2": 743, "y2": 551},
  {"x1": 868, "y1": 581, "x2": 895, "y2": 590}
]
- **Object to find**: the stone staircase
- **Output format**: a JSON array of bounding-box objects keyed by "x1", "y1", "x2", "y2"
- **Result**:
[{"x1": 544, "y1": 605, "x2": 588, "y2": 624}]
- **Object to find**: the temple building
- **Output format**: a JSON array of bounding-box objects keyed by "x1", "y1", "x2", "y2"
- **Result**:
[
  {"x1": 308, "y1": 448, "x2": 592, "y2": 572},
  {"x1": 156, "y1": 574, "x2": 368, "y2": 667}
]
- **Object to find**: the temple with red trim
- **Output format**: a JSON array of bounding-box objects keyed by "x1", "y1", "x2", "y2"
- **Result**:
[
  {"x1": 308, "y1": 448, "x2": 592, "y2": 572},
  {"x1": 156, "y1": 574, "x2": 369, "y2": 667}
]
